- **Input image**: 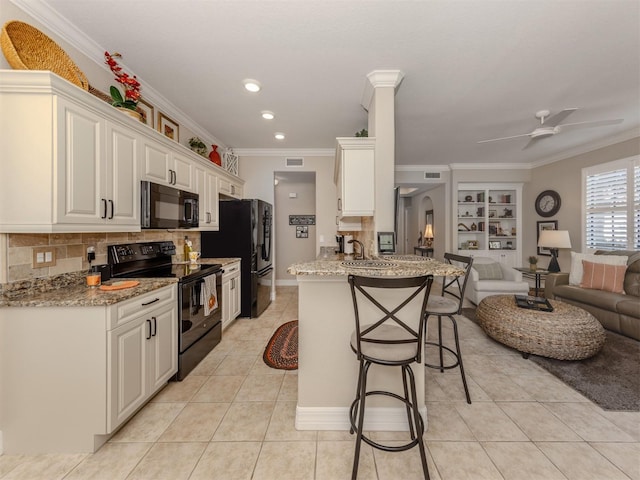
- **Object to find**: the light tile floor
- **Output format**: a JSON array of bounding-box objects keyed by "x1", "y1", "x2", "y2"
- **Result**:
[{"x1": 1, "y1": 286, "x2": 638, "y2": 479}]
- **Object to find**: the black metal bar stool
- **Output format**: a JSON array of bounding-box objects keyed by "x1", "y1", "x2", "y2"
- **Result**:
[
  {"x1": 348, "y1": 274, "x2": 434, "y2": 480},
  {"x1": 424, "y1": 253, "x2": 473, "y2": 404}
]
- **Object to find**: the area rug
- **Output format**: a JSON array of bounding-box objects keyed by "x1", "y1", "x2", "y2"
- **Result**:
[
  {"x1": 461, "y1": 308, "x2": 640, "y2": 411},
  {"x1": 263, "y1": 320, "x2": 298, "y2": 370}
]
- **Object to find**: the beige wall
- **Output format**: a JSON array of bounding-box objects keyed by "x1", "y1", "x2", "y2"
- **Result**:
[
  {"x1": 274, "y1": 174, "x2": 316, "y2": 282},
  {"x1": 239, "y1": 154, "x2": 336, "y2": 280},
  {"x1": 527, "y1": 137, "x2": 640, "y2": 271},
  {"x1": 410, "y1": 185, "x2": 446, "y2": 260}
]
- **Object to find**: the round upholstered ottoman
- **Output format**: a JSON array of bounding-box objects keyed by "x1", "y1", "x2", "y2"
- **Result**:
[{"x1": 476, "y1": 295, "x2": 606, "y2": 360}]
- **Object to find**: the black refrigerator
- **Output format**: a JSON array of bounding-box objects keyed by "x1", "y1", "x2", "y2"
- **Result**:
[{"x1": 201, "y1": 199, "x2": 273, "y2": 318}]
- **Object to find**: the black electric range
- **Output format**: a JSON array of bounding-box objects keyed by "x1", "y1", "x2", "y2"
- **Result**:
[{"x1": 108, "y1": 241, "x2": 223, "y2": 380}]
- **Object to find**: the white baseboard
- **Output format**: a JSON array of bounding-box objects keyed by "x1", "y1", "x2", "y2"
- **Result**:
[{"x1": 295, "y1": 405, "x2": 428, "y2": 431}]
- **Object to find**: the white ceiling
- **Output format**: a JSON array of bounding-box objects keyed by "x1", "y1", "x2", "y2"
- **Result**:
[{"x1": 34, "y1": 0, "x2": 640, "y2": 167}]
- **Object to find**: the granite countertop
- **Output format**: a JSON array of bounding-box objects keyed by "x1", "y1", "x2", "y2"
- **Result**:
[
  {"x1": 287, "y1": 253, "x2": 464, "y2": 277},
  {"x1": 1, "y1": 258, "x2": 241, "y2": 308},
  {"x1": 197, "y1": 258, "x2": 241, "y2": 266},
  {"x1": 1, "y1": 275, "x2": 177, "y2": 308}
]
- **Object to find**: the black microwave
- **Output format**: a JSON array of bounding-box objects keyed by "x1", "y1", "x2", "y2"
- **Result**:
[{"x1": 141, "y1": 181, "x2": 199, "y2": 229}]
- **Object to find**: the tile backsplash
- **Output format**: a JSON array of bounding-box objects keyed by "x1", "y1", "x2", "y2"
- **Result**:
[{"x1": 3, "y1": 231, "x2": 201, "y2": 283}]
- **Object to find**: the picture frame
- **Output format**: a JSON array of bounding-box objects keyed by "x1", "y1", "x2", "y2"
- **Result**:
[
  {"x1": 295, "y1": 225, "x2": 309, "y2": 238},
  {"x1": 537, "y1": 220, "x2": 558, "y2": 256},
  {"x1": 137, "y1": 98, "x2": 154, "y2": 128},
  {"x1": 158, "y1": 112, "x2": 179, "y2": 141},
  {"x1": 489, "y1": 221, "x2": 500, "y2": 235},
  {"x1": 488, "y1": 209, "x2": 497, "y2": 218},
  {"x1": 489, "y1": 240, "x2": 501, "y2": 250}
]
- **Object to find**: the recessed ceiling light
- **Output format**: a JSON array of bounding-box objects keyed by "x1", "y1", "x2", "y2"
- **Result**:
[
  {"x1": 261, "y1": 111, "x2": 275, "y2": 120},
  {"x1": 275, "y1": 132, "x2": 285, "y2": 140},
  {"x1": 243, "y1": 79, "x2": 261, "y2": 93}
]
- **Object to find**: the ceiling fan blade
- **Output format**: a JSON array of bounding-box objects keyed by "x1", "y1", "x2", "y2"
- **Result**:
[
  {"x1": 477, "y1": 133, "x2": 531, "y2": 144},
  {"x1": 558, "y1": 118, "x2": 624, "y2": 130},
  {"x1": 522, "y1": 137, "x2": 539, "y2": 150},
  {"x1": 543, "y1": 108, "x2": 578, "y2": 127}
]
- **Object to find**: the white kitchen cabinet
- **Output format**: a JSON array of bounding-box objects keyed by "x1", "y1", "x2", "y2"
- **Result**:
[
  {"x1": 222, "y1": 260, "x2": 241, "y2": 329},
  {"x1": 219, "y1": 174, "x2": 243, "y2": 199},
  {"x1": 0, "y1": 82, "x2": 140, "y2": 232},
  {"x1": 0, "y1": 70, "x2": 244, "y2": 233},
  {"x1": 108, "y1": 289, "x2": 177, "y2": 430},
  {"x1": 335, "y1": 137, "x2": 375, "y2": 218},
  {"x1": 141, "y1": 138, "x2": 193, "y2": 191},
  {"x1": 0, "y1": 284, "x2": 177, "y2": 453},
  {"x1": 455, "y1": 183, "x2": 522, "y2": 265},
  {"x1": 194, "y1": 165, "x2": 220, "y2": 230}
]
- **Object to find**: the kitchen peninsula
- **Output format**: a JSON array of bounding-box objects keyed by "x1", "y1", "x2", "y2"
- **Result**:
[{"x1": 287, "y1": 254, "x2": 463, "y2": 432}]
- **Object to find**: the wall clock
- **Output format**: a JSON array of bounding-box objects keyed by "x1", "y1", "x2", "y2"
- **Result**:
[{"x1": 535, "y1": 190, "x2": 561, "y2": 217}]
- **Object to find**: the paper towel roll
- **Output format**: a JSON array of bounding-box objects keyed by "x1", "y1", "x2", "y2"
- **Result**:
[{"x1": 344, "y1": 235, "x2": 353, "y2": 254}]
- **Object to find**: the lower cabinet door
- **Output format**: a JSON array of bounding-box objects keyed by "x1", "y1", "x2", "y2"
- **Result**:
[
  {"x1": 108, "y1": 317, "x2": 147, "y2": 431},
  {"x1": 148, "y1": 304, "x2": 178, "y2": 392}
]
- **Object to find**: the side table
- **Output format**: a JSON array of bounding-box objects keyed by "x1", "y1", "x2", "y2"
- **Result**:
[
  {"x1": 413, "y1": 246, "x2": 434, "y2": 257},
  {"x1": 515, "y1": 268, "x2": 550, "y2": 297}
]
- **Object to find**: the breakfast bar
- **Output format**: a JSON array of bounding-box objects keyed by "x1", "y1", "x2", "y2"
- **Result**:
[{"x1": 287, "y1": 254, "x2": 463, "y2": 432}]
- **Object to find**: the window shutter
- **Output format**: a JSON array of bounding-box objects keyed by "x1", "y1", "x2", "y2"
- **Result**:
[{"x1": 585, "y1": 168, "x2": 627, "y2": 250}]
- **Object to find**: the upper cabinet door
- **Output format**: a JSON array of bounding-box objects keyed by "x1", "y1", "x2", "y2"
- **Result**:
[
  {"x1": 335, "y1": 137, "x2": 375, "y2": 217},
  {"x1": 141, "y1": 137, "x2": 172, "y2": 185},
  {"x1": 106, "y1": 122, "x2": 140, "y2": 226},
  {"x1": 55, "y1": 97, "x2": 105, "y2": 224}
]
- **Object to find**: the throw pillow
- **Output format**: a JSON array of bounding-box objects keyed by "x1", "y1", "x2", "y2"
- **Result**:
[
  {"x1": 580, "y1": 260, "x2": 627, "y2": 294},
  {"x1": 473, "y1": 262, "x2": 503, "y2": 280},
  {"x1": 569, "y1": 252, "x2": 628, "y2": 285}
]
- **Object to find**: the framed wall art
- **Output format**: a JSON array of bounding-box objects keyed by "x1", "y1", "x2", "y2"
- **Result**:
[
  {"x1": 137, "y1": 98, "x2": 154, "y2": 128},
  {"x1": 537, "y1": 220, "x2": 558, "y2": 256},
  {"x1": 158, "y1": 112, "x2": 179, "y2": 141}
]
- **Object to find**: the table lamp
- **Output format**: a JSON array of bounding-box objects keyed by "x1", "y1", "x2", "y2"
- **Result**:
[
  {"x1": 423, "y1": 224, "x2": 434, "y2": 248},
  {"x1": 537, "y1": 230, "x2": 571, "y2": 273}
]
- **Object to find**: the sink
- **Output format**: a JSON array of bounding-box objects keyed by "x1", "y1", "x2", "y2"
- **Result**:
[
  {"x1": 341, "y1": 260, "x2": 398, "y2": 269},
  {"x1": 382, "y1": 255, "x2": 433, "y2": 262}
]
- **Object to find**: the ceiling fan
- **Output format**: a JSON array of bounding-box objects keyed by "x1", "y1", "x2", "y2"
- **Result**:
[{"x1": 478, "y1": 109, "x2": 624, "y2": 149}]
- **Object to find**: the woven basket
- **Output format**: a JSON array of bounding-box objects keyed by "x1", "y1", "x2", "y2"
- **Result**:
[{"x1": 1, "y1": 20, "x2": 89, "y2": 90}]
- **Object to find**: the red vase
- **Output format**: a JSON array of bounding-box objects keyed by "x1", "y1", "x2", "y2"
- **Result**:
[{"x1": 209, "y1": 145, "x2": 222, "y2": 166}]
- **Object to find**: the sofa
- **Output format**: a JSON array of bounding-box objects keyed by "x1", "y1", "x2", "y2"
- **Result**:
[
  {"x1": 465, "y1": 256, "x2": 530, "y2": 305},
  {"x1": 545, "y1": 250, "x2": 640, "y2": 341}
]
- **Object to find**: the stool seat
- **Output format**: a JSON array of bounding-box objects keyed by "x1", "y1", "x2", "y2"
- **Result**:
[
  {"x1": 426, "y1": 295, "x2": 458, "y2": 314},
  {"x1": 350, "y1": 324, "x2": 420, "y2": 363}
]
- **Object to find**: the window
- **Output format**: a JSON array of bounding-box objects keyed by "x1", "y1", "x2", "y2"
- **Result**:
[{"x1": 583, "y1": 156, "x2": 640, "y2": 251}]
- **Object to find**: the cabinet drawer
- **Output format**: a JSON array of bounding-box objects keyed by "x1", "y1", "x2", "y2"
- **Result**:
[
  {"x1": 108, "y1": 285, "x2": 176, "y2": 329},
  {"x1": 222, "y1": 261, "x2": 240, "y2": 281}
]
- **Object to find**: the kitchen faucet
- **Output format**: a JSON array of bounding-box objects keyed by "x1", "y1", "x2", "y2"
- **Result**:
[{"x1": 348, "y1": 239, "x2": 365, "y2": 260}]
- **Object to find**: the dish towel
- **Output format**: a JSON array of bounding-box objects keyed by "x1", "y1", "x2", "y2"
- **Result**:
[{"x1": 201, "y1": 274, "x2": 218, "y2": 316}]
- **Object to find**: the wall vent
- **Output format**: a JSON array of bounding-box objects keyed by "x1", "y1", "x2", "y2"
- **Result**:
[
  {"x1": 286, "y1": 157, "x2": 304, "y2": 167},
  {"x1": 424, "y1": 172, "x2": 441, "y2": 179}
]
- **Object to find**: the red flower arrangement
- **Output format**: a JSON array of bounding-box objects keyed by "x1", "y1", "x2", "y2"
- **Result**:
[{"x1": 104, "y1": 51, "x2": 141, "y2": 110}]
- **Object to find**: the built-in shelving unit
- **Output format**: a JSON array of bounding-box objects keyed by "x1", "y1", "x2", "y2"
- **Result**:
[{"x1": 456, "y1": 183, "x2": 522, "y2": 266}]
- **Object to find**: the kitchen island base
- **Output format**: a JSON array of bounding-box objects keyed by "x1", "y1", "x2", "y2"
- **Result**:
[{"x1": 295, "y1": 275, "x2": 427, "y2": 432}]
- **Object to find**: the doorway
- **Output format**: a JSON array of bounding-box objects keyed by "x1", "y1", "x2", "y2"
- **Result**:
[{"x1": 274, "y1": 171, "x2": 316, "y2": 285}]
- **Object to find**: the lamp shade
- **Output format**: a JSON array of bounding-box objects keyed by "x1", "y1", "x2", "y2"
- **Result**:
[
  {"x1": 538, "y1": 230, "x2": 572, "y2": 249},
  {"x1": 424, "y1": 224, "x2": 434, "y2": 239}
]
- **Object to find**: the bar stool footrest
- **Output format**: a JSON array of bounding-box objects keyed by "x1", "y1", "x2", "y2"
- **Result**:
[{"x1": 424, "y1": 341, "x2": 461, "y2": 369}]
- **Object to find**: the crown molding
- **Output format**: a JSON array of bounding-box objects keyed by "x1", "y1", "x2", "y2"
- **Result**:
[
  {"x1": 10, "y1": 0, "x2": 225, "y2": 148},
  {"x1": 234, "y1": 148, "x2": 335, "y2": 157},
  {"x1": 448, "y1": 162, "x2": 532, "y2": 170},
  {"x1": 361, "y1": 69, "x2": 405, "y2": 110},
  {"x1": 394, "y1": 164, "x2": 451, "y2": 172}
]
